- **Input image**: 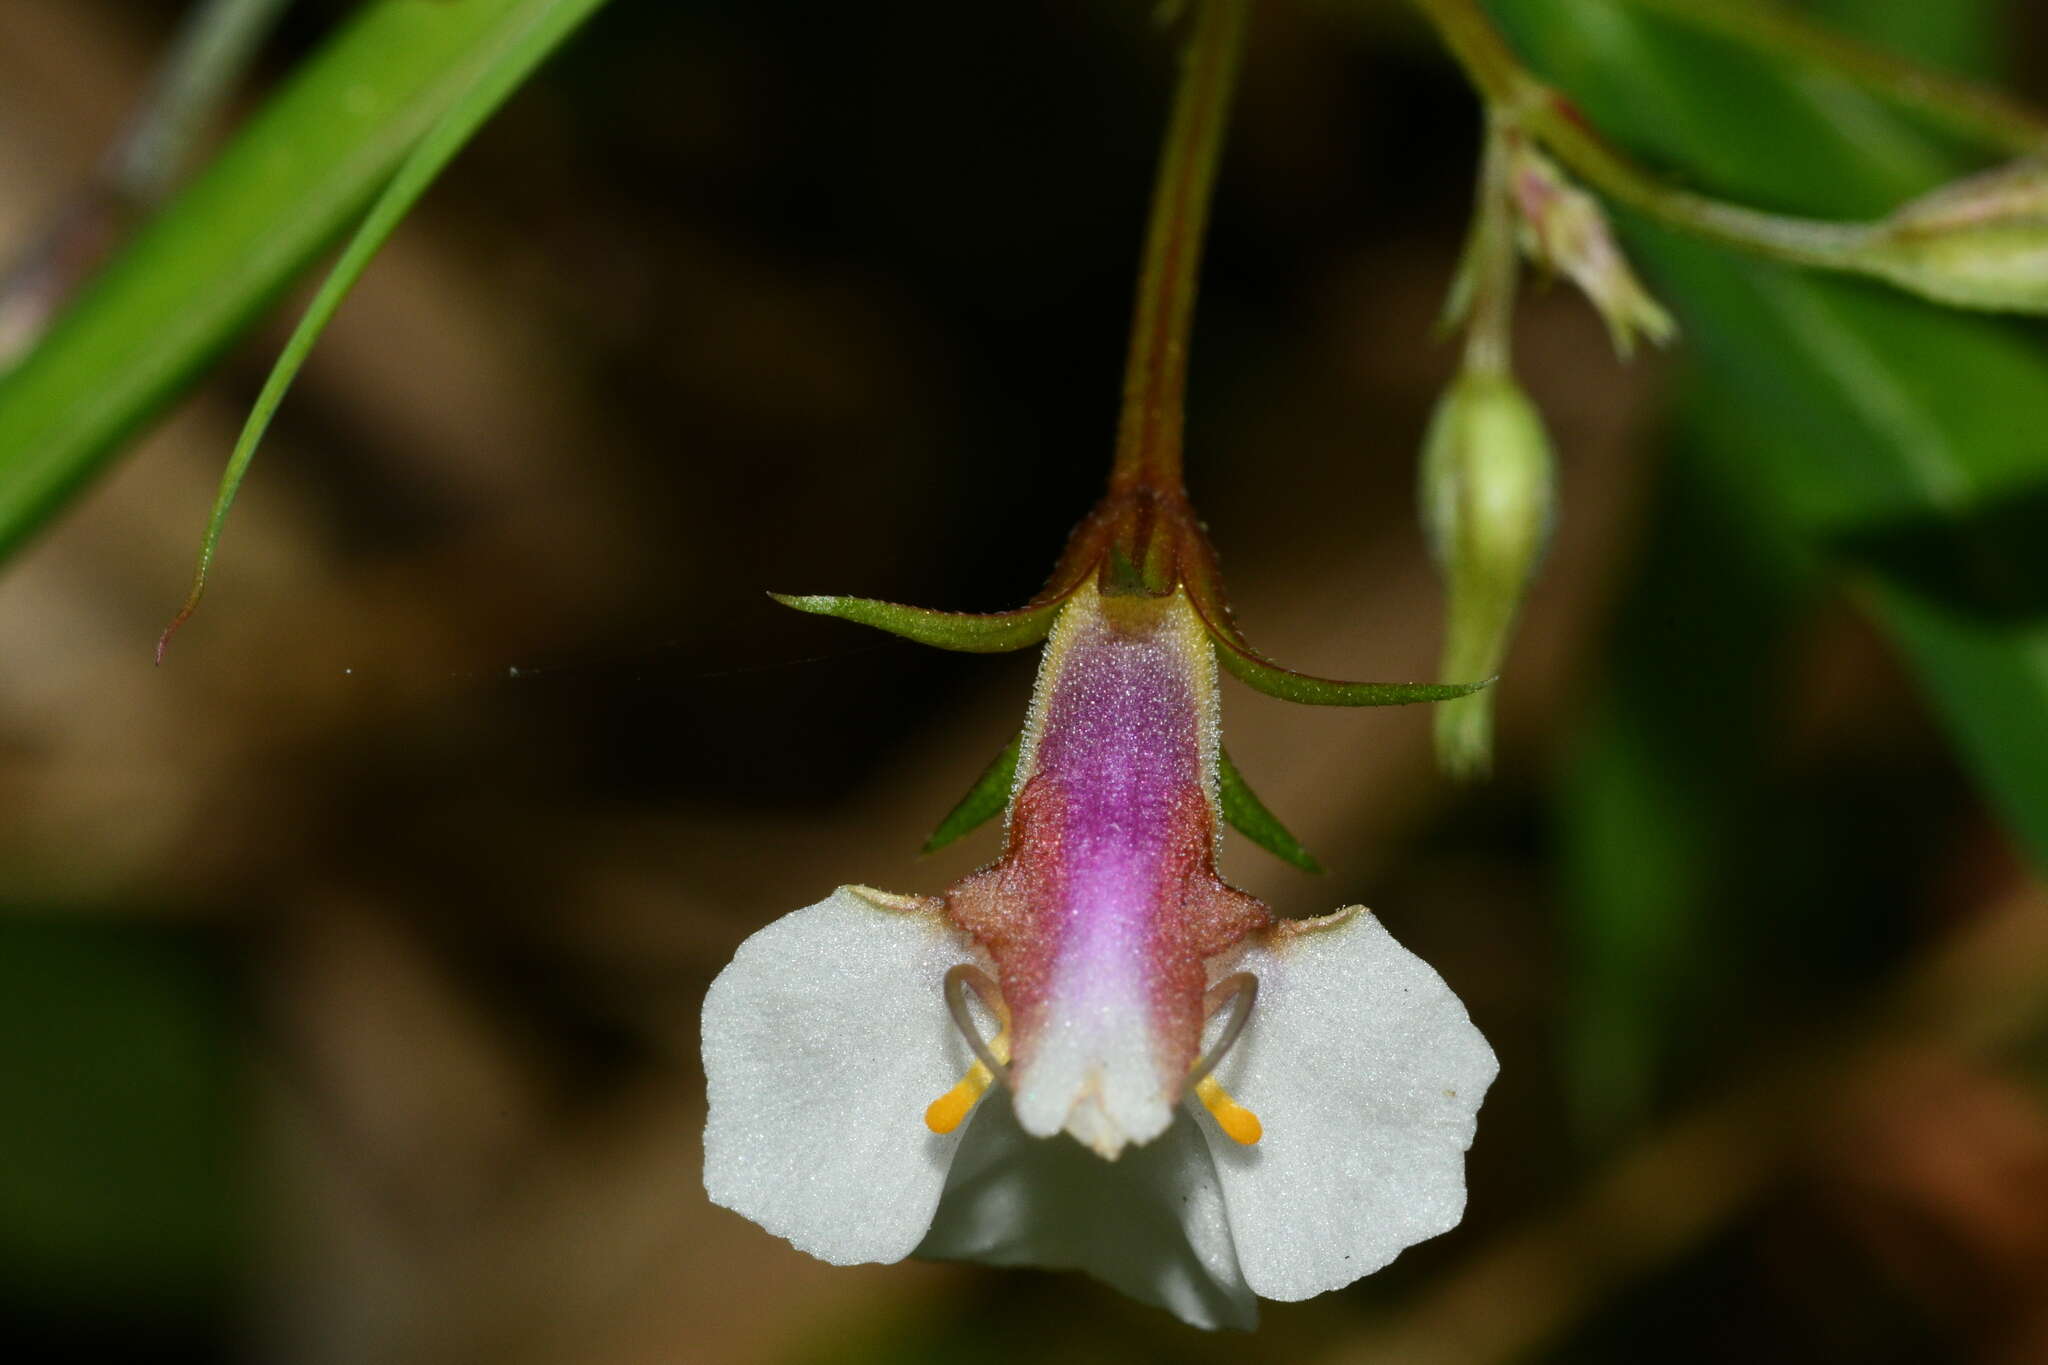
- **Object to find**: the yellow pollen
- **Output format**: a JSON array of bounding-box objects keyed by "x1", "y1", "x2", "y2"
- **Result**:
[
  {"x1": 1195, "y1": 1075, "x2": 1262, "y2": 1145},
  {"x1": 924, "y1": 1064, "x2": 993, "y2": 1134},
  {"x1": 924, "y1": 1031, "x2": 1010, "y2": 1135}
]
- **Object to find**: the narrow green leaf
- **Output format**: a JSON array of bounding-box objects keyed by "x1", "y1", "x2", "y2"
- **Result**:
[
  {"x1": 0, "y1": 0, "x2": 610, "y2": 570},
  {"x1": 923, "y1": 733, "x2": 1022, "y2": 855},
  {"x1": 159, "y1": 0, "x2": 612, "y2": 655},
  {"x1": 1217, "y1": 747, "x2": 1322, "y2": 873},
  {"x1": 771, "y1": 593, "x2": 1062, "y2": 654},
  {"x1": 1213, "y1": 635, "x2": 1492, "y2": 707}
]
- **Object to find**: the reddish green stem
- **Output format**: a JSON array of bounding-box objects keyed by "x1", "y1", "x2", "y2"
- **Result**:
[{"x1": 1109, "y1": 0, "x2": 1251, "y2": 497}]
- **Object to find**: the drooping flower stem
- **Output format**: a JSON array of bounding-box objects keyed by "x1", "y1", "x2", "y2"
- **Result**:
[
  {"x1": 1409, "y1": 0, "x2": 1872, "y2": 270},
  {"x1": 1458, "y1": 118, "x2": 1520, "y2": 380},
  {"x1": 1110, "y1": 0, "x2": 1251, "y2": 503}
]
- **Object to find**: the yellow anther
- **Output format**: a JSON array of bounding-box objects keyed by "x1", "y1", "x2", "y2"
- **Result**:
[
  {"x1": 1195, "y1": 1074, "x2": 1262, "y2": 1145},
  {"x1": 924, "y1": 1032, "x2": 1009, "y2": 1135},
  {"x1": 924, "y1": 1062, "x2": 994, "y2": 1134}
]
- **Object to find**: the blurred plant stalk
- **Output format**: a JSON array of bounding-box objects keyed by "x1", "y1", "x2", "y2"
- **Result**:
[
  {"x1": 1408, "y1": 0, "x2": 2048, "y2": 311},
  {"x1": 0, "y1": 0, "x2": 292, "y2": 372}
]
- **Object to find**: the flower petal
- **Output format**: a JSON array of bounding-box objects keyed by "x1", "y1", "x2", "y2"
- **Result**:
[
  {"x1": 702, "y1": 885, "x2": 980, "y2": 1264},
  {"x1": 1199, "y1": 908, "x2": 1497, "y2": 1302},
  {"x1": 917, "y1": 1094, "x2": 1258, "y2": 1331}
]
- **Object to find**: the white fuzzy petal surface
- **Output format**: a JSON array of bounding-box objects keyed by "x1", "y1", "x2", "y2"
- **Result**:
[
  {"x1": 701, "y1": 886, "x2": 979, "y2": 1265},
  {"x1": 918, "y1": 1094, "x2": 1257, "y2": 1331},
  {"x1": 1199, "y1": 908, "x2": 1497, "y2": 1302}
]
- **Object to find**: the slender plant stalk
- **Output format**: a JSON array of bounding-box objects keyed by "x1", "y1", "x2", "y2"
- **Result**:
[
  {"x1": 110, "y1": 0, "x2": 298, "y2": 202},
  {"x1": 1459, "y1": 118, "x2": 1519, "y2": 378},
  {"x1": 1616, "y1": 0, "x2": 2048, "y2": 158},
  {"x1": 0, "y1": 0, "x2": 294, "y2": 372},
  {"x1": 1409, "y1": 0, "x2": 1874, "y2": 269},
  {"x1": 1110, "y1": 0, "x2": 1252, "y2": 495}
]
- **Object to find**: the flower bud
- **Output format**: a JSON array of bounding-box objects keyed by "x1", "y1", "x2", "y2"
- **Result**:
[
  {"x1": 1507, "y1": 140, "x2": 1676, "y2": 357},
  {"x1": 1419, "y1": 369, "x2": 1556, "y2": 779},
  {"x1": 1856, "y1": 158, "x2": 2048, "y2": 313}
]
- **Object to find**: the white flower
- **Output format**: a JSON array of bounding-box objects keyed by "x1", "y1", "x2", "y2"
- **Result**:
[
  {"x1": 702, "y1": 887, "x2": 1495, "y2": 1329},
  {"x1": 701, "y1": 581, "x2": 1496, "y2": 1328}
]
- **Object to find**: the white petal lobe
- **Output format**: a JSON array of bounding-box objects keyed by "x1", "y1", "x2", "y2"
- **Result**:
[
  {"x1": 1199, "y1": 908, "x2": 1497, "y2": 1302},
  {"x1": 701, "y1": 886, "x2": 980, "y2": 1265}
]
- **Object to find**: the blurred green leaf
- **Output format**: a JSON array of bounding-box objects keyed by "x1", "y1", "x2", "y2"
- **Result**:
[
  {"x1": 163, "y1": 0, "x2": 615, "y2": 651},
  {"x1": 1558, "y1": 399, "x2": 1816, "y2": 1142},
  {"x1": 0, "y1": 919, "x2": 239, "y2": 1325},
  {"x1": 0, "y1": 0, "x2": 610, "y2": 567},
  {"x1": 1494, "y1": 0, "x2": 2048, "y2": 1135},
  {"x1": 1493, "y1": 1, "x2": 2048, "y2": 851}
]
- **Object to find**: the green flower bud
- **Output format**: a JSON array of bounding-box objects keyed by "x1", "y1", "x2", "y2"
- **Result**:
[
  {"x1": 1856, "y1": 158, "x2": 2048, "y2": 313},
  {"x1": 1420, "y1": 369, "x2": 1556, "y2": 780}
]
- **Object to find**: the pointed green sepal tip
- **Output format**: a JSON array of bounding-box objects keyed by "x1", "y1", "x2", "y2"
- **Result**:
[
  {"x1": 770, "y1": 592, "x2": 1061, "y2": 654},
  {"x1": 923, "y1": 733, "x2": 1022, "y2": 855},
  {"x1": 1212, "y1": 639, "x2": 1494, "y2": 707},
  {"x1": 1217, "y1": 747, "x2": 1322, "y2": 873}
]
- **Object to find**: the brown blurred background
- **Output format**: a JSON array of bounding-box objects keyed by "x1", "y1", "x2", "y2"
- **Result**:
[{"x1": 1, "y1": 1, "x2": 2046, "y2": 1362}]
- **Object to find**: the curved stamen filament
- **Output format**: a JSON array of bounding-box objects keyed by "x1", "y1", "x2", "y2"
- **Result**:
[
  {"x1": 943, "y1": 965, "x2": 1010, "y2": 1079},
  {"x1": 1190, "y1": 971, "x2": 1262, "y2": 1145},
  {"x1": 926, "y1": 966, "x2": 1011, "y2": 1136},
  {"x1": 1188, "y1": 971, "x2": 1256, "y2": 1086}
]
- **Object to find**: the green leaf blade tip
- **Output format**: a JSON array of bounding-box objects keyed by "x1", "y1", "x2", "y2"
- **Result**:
[{"x1": 154, "y1": 0, "x2": 616, "y2": 660}]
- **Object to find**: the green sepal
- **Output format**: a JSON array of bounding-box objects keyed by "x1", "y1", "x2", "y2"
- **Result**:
[
  {"x1": 1178, "y1": 550, "x2": 1493, "y2": 706},
  {"x1": 1217, "y1": 748, "x2": 1322, "y2": 873},
  {"x1": 770, "y1": 593, "x2": 1062, "y2": 653},
  {"x1": 1212, "y1": 635, "x2": 1494, "y2": 707},
  {"x1": 923, "y1": 732, "x2": 1023, "y2": 855}
]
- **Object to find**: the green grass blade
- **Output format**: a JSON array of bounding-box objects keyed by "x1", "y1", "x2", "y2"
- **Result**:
[
  {"x1": 158, "y1": 0, "x2": 612, "y2": 656},
  {"x1": 0, "y1": 0, "x2": 608, "y2": 579}
]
